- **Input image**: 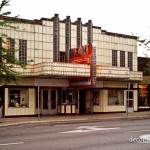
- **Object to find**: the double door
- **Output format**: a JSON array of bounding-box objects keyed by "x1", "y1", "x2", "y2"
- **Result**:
[{"x1": 42, "y1": 89, "x2": 57, "y2": 115}]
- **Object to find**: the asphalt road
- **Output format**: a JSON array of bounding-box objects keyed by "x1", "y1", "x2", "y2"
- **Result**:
[{"x1": 0, "y1": 118, "x2": 150, "y2": 150}]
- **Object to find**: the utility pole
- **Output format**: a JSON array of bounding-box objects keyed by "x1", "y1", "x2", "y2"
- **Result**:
[{"x1": 38, "y1": 86, "x2": 40, "y2": 120}]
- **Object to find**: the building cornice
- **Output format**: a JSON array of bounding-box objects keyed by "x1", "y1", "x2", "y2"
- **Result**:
[{"x1": 0, "y1": 15, "x2": 137, "y2": 39}]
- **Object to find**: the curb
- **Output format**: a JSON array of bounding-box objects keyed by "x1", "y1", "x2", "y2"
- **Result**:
[{"x1": 0, "y1": 115, "x2": 150, "y2": 128}]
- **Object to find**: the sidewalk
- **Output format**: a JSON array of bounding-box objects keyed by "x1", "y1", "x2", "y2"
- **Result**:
[{"x1": 0, "y1": 111, "x2": 150, "y2": 127}]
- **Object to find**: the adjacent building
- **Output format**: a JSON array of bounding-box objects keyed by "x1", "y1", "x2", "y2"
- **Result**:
[
  {"x1": 0, "y1": 14, "x2": 142, "y2": 117},
  {"x1": 138, "y1": 57, "x2": 150, "y2": 111}
]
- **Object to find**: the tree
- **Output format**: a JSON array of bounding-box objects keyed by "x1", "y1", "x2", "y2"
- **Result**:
[
  {"x1": 0, "y1": 0, "x2": 25, "y2": 84},
  {"x1": 133, "y1": 30, "x2": 150, "y2": 75}
]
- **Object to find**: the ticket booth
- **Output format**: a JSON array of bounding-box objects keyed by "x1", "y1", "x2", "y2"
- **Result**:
[{"x1": 57, "y1": 89, "x2": 77, "y2": 114}]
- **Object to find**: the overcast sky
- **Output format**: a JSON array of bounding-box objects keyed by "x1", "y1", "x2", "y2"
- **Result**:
[{"x1": 5, "y1": 0, "x2": 150, "y2": 56}]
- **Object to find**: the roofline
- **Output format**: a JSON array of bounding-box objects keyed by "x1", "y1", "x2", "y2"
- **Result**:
[
  {"x1": 0, "y1": 15, "x2": 42, "y2": 25},
  {"x1": 0, "y1": 15, "x2": 137, "y2": 39},
  {"x1": 101, "y1": 29, "x2": 137, "y2": 39}
]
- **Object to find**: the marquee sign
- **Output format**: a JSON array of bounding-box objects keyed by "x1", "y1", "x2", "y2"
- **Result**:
[{"x1": 70, "y1": 44, "x2": 96, "y2": 87}]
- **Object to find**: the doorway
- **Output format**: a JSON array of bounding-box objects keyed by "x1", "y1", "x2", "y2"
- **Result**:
[
  {"x1": 41, "y1": 89, "x2": 57, "y2": 115},
  {"x1": 79, "y1": 90, "x2": 86, "y2": 114},
  {"x1": 127, "y1": 90, "x2": 134, "y2": 112},
  {"x1": 0, "y1": 88, "x2": 4, "y2": 118}
]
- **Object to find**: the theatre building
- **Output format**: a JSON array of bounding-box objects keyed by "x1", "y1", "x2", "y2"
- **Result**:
[{"x1": 0, "y1": 14, "x2": 142, "y2": 117}]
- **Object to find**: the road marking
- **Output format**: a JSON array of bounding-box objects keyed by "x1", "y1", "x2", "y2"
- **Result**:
[
  {"x1": 140, "y1": 134, "x2": 150, "y2": 143},
  {"x1": 60, "y1": 126, "x2": 121, "y2": 133},
  {"x1": 55, "y1": 124, "x2": 69, "y2": 127},
  {"x1": 124, "y1": 129, "x2": 150, "y2": 133},
  {"x1": 0, "y1": 142, "x2": 24, "y2": 146}
]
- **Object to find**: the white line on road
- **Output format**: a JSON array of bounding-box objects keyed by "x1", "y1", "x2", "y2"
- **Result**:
[
  {"x1": 60, "y1": 126, "x2": 121, "y2": 133},
  {"x1": 0, "y1": 142, "x2": 24, "y2": 146},
  {"x1": 55, "y1": 124, "x2": 70, "y2": 127},
  {"x1": 124, "y1": 129, "x2": 150, "y2": 133}
]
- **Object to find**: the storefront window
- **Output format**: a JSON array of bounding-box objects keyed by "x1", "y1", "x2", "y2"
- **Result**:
[
  {"x1": 93, "y1": 91, "x2": 99, "y2": 105},
  {"x1": 9, "y1": 88, "x2": 29, "y2": 108},
  {"x1": 108, "y1": 90, "x2": 124, "y2": 105},
  {"x1": 43, "y1": 90, "x2": 48, "y2": 109},
  {"x1": 61, "y1": 90, "x2": 67, "y2": 103},
  {"x1": 61, "y1": 90, "x2": 74, "y2": 104},
  {"x1": 51, "y1": 90, "x2": 56, "y2": 109},
  {"x1": 139, "y1": 85, "x2": 148, "y2": 107}
]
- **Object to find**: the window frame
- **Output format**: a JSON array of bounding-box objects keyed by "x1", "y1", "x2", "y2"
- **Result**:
[
  {"x1": 19, "y1": 39, "x2": 27, "y2": 64},
  {"x1": 128, "y1": 52, "x2": 133, "y2": 71},
  {"x1": 8, "y1": 88, "x2": 29, "y2": 108},
  {"x1": 112, "y1": 50, "x2": 117, "y2": 66},
  {"x1": 6, "y1": 38, "x2": 15, "y2": 62},
  {"x1": 59, "y1": 51, "x2": 66, "y2": 62},
  {"x1": 120, "y1": 50, "x2": 125, "y2": 67},
  {"x1": 108, "y1": 90, "x2": 124, "y2": 106}
]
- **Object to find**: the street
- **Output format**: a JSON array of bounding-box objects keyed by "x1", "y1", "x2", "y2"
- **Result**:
[{"x1": 0, "y1": 118, "x2": 150, "y2": 150}]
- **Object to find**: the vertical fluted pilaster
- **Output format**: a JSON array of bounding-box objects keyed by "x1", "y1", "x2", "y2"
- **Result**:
[
  {"x1": 53, "y1": 14, "x2": 60, "y2": 62},
  {"x1": 76, "y1": 18, "x2": 82, "y2": 48},
  {"x1": 65, "y1": 16, "x2": 71, "y2": 62},
  {"x1": 87, "y1": 20, "x2": 93, "y2": 44}
]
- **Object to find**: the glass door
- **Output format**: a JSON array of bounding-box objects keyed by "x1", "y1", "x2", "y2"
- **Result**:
[
  {"x1": 50, "y1": 90, "x2": 57, "y2": 114},
  {"x1": 127, "y1": 90, "x2": 134, "y2": 112},
  {"x1": 43, "y1": 90, "x2": 48, "y2": 109},
  {"x1": 42, "y1": 89, "x2": 57, "y2": 115},
  {"x1": 42, "y1": 90, "x2": 49, "y2": 115}
]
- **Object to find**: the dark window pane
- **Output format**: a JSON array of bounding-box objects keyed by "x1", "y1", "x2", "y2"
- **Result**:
[
  {"x1": 128, "y1": 100, "x2": 133, "y2": 107},
  {"x1": 62, "y1": 90, "x2": 67, "y2": 103},
  {"x1": 128, "y1": 52, "x2": 133, "y2": 71},
  {"x1": 19, "y1": 39, "x2": 27, "y2": 64},
  {"x1": 51, "y1": 90, "x2": 56, "y2": 109},
  {"x1": 112, "y1": 50, "x2": 117, "y2": 66},
  {"x1": 43, "y1": 90, "x2": 48, "y2": 109},
  {"x1": 127, "y1": 91, "x2": 133, "y2": 99},
  {"x1": 60, "y1": 51, "x2": 66, "y2": 62},
  {"x1": 120, "y1": 51, "x2": 125, "y2": 67},
  {"x1": 6, "y1": 38, "x2": 15, "y2": 63}
]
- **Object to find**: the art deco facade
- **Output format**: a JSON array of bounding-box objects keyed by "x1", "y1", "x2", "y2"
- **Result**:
[{"x1": 0, "y1": 14, "x2": 142, "y2": 117}]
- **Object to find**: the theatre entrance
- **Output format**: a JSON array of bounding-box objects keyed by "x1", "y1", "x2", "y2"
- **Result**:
[{"x1": 79, "y1": 90, "x2": 86, "y2": 114}]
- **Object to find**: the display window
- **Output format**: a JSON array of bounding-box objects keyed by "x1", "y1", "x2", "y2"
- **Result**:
[
  {"x1": 93, "y1": 91, "x2": 99, "y2": 105},
  {"x1": 108, "y1": 90, "x2": 124, "y2": 105},
  {"x1": 8, "y1": 88, "x2": 29, "y2": 108},
  {"x1": 139, "y1": 85, "x2": 148, "y2": 107},
  {"x1": 61, "y1": 89, "x2": 77, "y2": 104}
]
